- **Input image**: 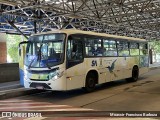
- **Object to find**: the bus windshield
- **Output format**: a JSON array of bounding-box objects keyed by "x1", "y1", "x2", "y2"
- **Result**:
[{"x1": 25, "y1": 33, "x2": 65, "y2": 68}]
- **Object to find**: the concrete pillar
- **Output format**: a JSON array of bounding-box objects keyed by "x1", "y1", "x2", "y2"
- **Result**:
[
  {"x1": 149, "y1": 49, "x2": 153, "y2": 64},
  {"x1": 0, "y1": 33, "x2": 7, "y2": 63}
]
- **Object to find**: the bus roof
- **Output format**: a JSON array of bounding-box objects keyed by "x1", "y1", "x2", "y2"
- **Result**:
[{"x1": 32, "y1": 29, "x2": 146, "y2": 42}]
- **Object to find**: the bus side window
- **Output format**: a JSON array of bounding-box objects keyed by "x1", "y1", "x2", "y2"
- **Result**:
[
  {"x1": 67, "y1": 35, "x2": 83, "y2": 61},
  {"x1": 103, "y1": 39, "x2": 117, "y2": 56}
]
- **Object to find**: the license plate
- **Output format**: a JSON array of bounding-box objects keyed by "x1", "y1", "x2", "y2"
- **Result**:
[{"x1": 36, "y1": 86, "x2": 44, "y2": 90}]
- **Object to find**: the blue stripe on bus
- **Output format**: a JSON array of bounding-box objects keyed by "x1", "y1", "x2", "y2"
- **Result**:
[{"x1": 19, "y1": 68, "x2": 24, "y2": 86}]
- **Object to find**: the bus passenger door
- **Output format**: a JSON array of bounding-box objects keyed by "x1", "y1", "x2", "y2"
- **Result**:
[{"x1": 66, "y1": 36, "x2": 85, "y2": 90}]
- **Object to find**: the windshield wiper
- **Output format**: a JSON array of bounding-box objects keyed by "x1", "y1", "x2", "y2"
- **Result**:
[
  {"x1": 45, "y1": 60, "x2": 51, "y2": 69},
  {"x1": 28, "y1": 56, "x2": 36, "y2": 69},
  {"x1": 37, "y1": 44, "x2": 43, "y2": 62},
  {"x1": 37, "y1": 44, "x2": 51, "y2": 69}
]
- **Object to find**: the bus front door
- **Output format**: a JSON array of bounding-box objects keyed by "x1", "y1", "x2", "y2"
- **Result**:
[{"x1": 66, "y1": 38, "x2": 85, "y2": 90}]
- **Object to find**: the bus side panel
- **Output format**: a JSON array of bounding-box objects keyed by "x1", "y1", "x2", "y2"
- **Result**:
[
  {"x1": 123, "y1": 57, "x2": 132, "y2": 79},
  {"x1": 110, "y1": 56, "x2": 141, "y2": 81},
  {"x1": 85, "y1": 57, "x2": 124, "y2": 84},
  {"x1": 139, "y1": 55, "x2": 149, "y2": 75},
  {"x1": 85, "y1": 57, "x2": 125, "y2": 84},
  {"x1": 124, "y1": 56, "x2": 140, "y2": 79},
  {"x1": 85, "y1": 58, "x2": 106, "y2": 84},
  {"x1": 66, "y1": 62, "x2": 86, "y2": 90},
  {"x1": 110, "y1": 57, "x2": 126, "y2": 81},
  {"x1": 124, "y1": 56, "x2": 149, "y2": 78}
]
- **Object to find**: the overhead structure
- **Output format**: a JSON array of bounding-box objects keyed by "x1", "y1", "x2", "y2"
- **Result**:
[{"x1": 0, "y1": 0, "x2": 160, "y2": 40}]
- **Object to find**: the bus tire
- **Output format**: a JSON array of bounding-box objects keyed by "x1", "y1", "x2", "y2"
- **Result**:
[
  {"x1": 126, "y1": 66, "x2": 139, "y2": 82},
  {"x1": 84, "y1": 72, "x2": 96, "y2": 92}
]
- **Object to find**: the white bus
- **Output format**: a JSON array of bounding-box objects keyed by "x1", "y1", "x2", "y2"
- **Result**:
[{"x1": 19, "y1": 29, "x2": 149, "y2": 92}]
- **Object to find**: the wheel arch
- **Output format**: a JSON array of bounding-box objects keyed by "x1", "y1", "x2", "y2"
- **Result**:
[
  {"x1": 85, "y1": 69, "x2": 99, "y2": 85},
  {"x1": 132, "y1": 64, "x2": 139, "y2": 74},
  {"x1": 132, "y1": 65, "x2": 139, "y2": 71}
]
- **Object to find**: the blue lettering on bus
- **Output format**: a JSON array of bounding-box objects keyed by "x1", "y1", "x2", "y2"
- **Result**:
[{"x1": 91, "y1": 60, "x2": 97, "y2": 66}]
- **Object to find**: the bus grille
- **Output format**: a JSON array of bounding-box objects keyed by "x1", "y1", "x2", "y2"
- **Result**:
[
  {"x1": 30, "y1": 83, "x2": 51, "y2": 89},
  {"x1": 30, "y1": 79, "x2": 48, "y2": 81}
]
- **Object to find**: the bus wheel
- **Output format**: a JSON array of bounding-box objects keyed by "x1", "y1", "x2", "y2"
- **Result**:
[
  {"x1": 84, "y1": 73, "x2": 96, "y2": 92},
  {"x1": 126, "y1": 66, "x2": 139, "y2": 82}
]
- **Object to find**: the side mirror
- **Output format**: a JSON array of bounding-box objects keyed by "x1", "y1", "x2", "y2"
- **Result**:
[
  {"x1": 19, "y1": 41, "x2": 29, "y2": 56},
  {"x1": 19, "y1": 41, "x2": 29, "y2": 47}
]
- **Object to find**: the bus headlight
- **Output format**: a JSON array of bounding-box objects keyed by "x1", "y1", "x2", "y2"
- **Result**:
[{"x1": 49, "y1": 70, "x2": 64, "y2": 80}]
